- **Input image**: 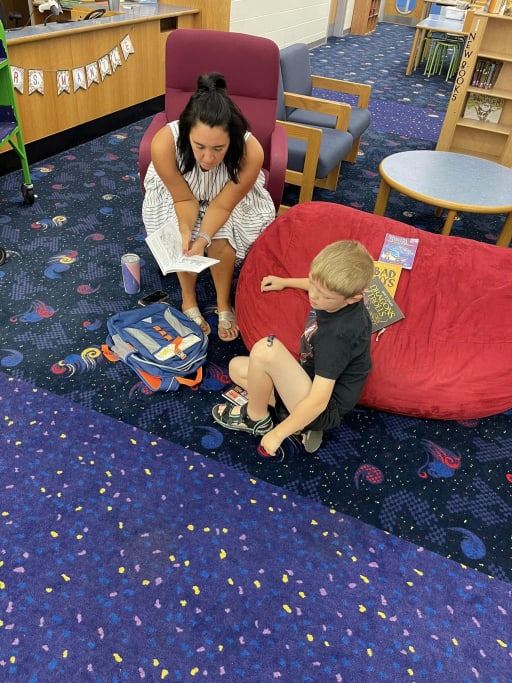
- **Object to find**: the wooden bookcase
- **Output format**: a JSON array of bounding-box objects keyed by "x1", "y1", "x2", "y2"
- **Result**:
[
  {"x1": 436, "y1": 11, "x2": 512, "y2": 167},
  {"x1": 351, "y1": 0, "x2": 382, "y2": 35}
]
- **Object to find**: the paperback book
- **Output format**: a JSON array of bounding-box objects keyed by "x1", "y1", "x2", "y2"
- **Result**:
[
  {"x1": 145, "y1": 226, "x2": 219, "y2": 274},
  {"x1": 364, "y1": 276, "x2": 405, "y2": 333},
  {"x1": 378, "y1": 233, "x2": 419, "y2": 270},
  {"x1": 222, "y1": 383, "x2": 248, "y2": 406},
  {"x1": 463, "y1": 92, "x2": 504, "y2": 124},
  {"x1": 471, "y1": 58, "x2": 503, "y2": 89},
  {"x1": 373, "y1": 260, "x2": 402, "y2": 297}
]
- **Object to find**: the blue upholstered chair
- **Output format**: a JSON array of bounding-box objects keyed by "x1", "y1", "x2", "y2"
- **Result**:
[
  {"x1": 280, "y1": 43, "x2": 371, "y2": 163},
  {"x1": 276, "y1": 72, "x2": 354, "y2": 208}
]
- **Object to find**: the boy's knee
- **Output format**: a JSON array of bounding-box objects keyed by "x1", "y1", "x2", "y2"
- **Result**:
[{"x1": 251, "y1": 335, "x2": 283, "y2": 360}]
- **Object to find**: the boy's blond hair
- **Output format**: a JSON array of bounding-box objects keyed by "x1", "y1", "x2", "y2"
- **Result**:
[{"x1": 310, "y1": 240, "x2": 374, "y2": 298}]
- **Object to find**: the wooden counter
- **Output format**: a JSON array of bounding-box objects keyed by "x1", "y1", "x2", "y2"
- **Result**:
[{"x1": 1, "y1": 1, "x2": 230, "y2": 153}]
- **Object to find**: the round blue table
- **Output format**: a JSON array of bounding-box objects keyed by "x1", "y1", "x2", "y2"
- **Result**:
[{"x1": 373, "y1": 150, "x2": 512, "y2": 247}]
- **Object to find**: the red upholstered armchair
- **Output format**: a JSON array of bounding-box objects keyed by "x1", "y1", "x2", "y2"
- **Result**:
[{"x1": 138, "y1": 29, "x2": 287, "y2": 213}]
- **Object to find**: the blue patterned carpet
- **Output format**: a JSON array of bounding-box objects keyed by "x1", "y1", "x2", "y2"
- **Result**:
[
  {"x1": 1, "y1": 372, "x2": 512, "y2": 682},
  {"x1": 0, "y1": 19, "x2": 511, "y2": 603}
]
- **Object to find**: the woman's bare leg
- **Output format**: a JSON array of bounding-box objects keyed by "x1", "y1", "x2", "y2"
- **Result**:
[
  {"x1": 177, "y1": 271, "x2": 211, "y2": 333},
  {"x1": 208, "y1": 239, "x2": 238, "y2": 340}
]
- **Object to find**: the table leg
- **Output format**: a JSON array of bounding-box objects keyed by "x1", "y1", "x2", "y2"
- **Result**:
[
  {"x1": 374, "y1": 179, "x2": 391, "y2": 217},
  {"x1": 406, "y1": 28, "x2": 422, "y2": 76},
  {"x1": 496, "y1": 213, "x2": 512, "y2": 248},
  {"x1": 421, "y1": 1, "x2": 432, "y2": 20},
  {"x1": 441, "y1": 210, "x2": 457, "y2": 236}
]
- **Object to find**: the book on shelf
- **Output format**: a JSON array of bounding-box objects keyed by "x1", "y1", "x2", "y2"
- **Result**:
[
  {"x1": 145, "y1": 226, "x2": 219, "y2": 275},
  {"x1": 373, "y1": 261, "x2": 402, "y2": 297},
  {"x1": 487, "y1": 0, "x2": 512, "y2": 13},
  {"x1": 487, "y1": 0, "x2": 505, "y2": 13},
  {"x1": 364, "y1": 276, "x2": 405, "y2": 334},
  {"x1": 471, "y1": 58, "x2": 502, "y2": 89},
  {"x1": 378, "y1": 233, "x2": 419, "y2": 270},
  {"x1": 463, "y1": 92, "x2": 504, "y2": 125},
  {"x1": 222, "y1": 383, "x2": 249, "y2": 406}
]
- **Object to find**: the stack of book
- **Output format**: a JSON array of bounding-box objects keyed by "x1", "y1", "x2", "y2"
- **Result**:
[
  {"x1": 487, "y1": 0, "x2": 512, "y2": 14},
  {"x1": 364, "y1": 233, "x2": 419, "y2": 335},
  {"x1": 470, "y1": 58, "x2": 502, "y2": 89}
]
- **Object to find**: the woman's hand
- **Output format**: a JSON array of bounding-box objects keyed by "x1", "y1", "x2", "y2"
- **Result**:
[
  {"x1": 180, "y1": 227, "x2": 192, "y2": 254},
  {"x1": 261, "y1": 275, "x2": 286, "y2": 292},
  {"x1": 186, "y1": 237, "x2": 208, "y2": 258}
]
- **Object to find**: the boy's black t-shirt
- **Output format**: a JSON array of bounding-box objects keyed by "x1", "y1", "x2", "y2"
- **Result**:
[{"x1": 299, "y1": 299, "x2": 372, "y2": 415}]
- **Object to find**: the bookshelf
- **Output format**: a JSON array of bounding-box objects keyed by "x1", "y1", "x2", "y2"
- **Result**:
[
  {"x1": 436, "y1": 11, "x2": 512, "y2": 167},
  {"x1": 351, "y1": 0, "x2": 382, "y2": 35}
]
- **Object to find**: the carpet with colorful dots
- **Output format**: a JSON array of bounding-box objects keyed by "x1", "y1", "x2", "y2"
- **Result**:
[
  {"x1": 0, "y1": 20, "x2": 511, "y2": 605},
  {"x1": 1, "y1": 372, "x2": 511, "y2": 682}
]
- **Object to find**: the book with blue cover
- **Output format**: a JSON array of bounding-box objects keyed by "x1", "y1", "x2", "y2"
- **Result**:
[{"x1": 378, "y1": 233, "x2": 419, "y2": 270}]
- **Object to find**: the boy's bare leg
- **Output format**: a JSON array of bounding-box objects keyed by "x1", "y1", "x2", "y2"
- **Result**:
[
  {"x1": 230, "y1": 338, "x2": 312, "y2": 420},
  {"x1": 229, "y1": 355, "x2": 250, "y2": 389}
]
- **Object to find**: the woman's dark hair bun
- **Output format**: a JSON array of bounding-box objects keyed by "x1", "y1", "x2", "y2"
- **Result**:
[{"x1": 197, "y1": 72, "x2": 227, "y2": 93}]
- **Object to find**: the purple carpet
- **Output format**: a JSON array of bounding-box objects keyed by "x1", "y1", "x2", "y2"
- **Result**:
[{"x1": 1, "y1": 372, "x2": 511, "y2": 681}]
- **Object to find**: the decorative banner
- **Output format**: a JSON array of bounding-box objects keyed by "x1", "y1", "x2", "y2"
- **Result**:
[
  {"x1": 10, "y1": 66, "x2": 24, "y2": 94},
  {"x1": 10, "y1": 34, "x2": 134, "y2": 97},
  {"x1": 120, "y1": 34, "x2": 134, "y2": 61},
  {"x1": 28, "y1": 70, "x2": 44, "y2": 95},
  {"x1": 109, "y1": 47, "x2": 122, "y2": 72},
  {"x1": 86, "y1": 61, "x2": 100, "y2": 87},
  {"x1": 72, "y1": 67, "x2": 87, "y2": 92},
  {"x1": 98, "y1": 55, "x2": 112, "y2": 81},
  {"x1": 57, "y1": 70, "x2": 71, "y2": 95}
]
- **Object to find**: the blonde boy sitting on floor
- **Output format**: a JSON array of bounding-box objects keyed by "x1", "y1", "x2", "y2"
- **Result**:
[{"x1": 212, "y1": 240, "x2": 374, "y2": 457}]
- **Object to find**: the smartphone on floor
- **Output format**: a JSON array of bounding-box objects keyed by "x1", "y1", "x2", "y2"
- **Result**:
[{"x1": 138, "y1": 290, "x2": 169, "y2": 306}]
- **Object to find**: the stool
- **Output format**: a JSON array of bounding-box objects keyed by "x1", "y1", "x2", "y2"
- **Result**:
[
  {"x1": 414, "y1": 30, "x2": 442, "y2": 71},
  {"x1": 445, "y1": 36, "x2": 465, "y2": 80},
  {"x1": 424, "y1": 36, "x2": 464, "y2": 79}
]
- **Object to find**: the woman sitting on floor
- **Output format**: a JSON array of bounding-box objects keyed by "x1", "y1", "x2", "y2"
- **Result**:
[{"x1": 142, "y1": 71, "x2": 276, "y2": 341}]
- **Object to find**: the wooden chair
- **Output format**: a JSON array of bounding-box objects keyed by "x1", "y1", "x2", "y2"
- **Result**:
[
  {"x1": 276, "y1": 72, "x2": 354, "y2": 211},
  {"x1": 138, "y1": 29, "x2": 287, "y2": 213},
  {"x1": 280, "y1": 43, "x2": 371, "y2": 163}
]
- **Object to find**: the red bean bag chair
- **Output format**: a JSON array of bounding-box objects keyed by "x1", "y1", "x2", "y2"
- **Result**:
[{"x1": 235, "y1": 202, "x2": 512, "y2": 420}]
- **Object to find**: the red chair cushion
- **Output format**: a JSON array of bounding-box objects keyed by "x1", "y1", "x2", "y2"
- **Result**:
[{"x1": 235, "y1": 202, "x2": 512, "y2": 420}]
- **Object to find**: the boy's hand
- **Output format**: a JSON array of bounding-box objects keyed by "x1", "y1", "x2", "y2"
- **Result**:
[
  {"x1": 261, "y1": 275, "x2": 286, "y2": 292},
  {"x1": 260, "y1": 428, "x2": 284, "y2": 456}
]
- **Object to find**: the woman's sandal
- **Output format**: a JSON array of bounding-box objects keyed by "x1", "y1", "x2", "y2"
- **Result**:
[
  {"x1": 183, "y1": 306, "x2": 211, "y2": 336},
  {"x1": 217, "y1": 309, "x2": 239, "y2": 342},
  {"x1": 212, "y1": 402, "x2": 273, "y2": 436}
]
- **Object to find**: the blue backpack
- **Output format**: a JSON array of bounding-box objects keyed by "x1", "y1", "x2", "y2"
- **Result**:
[{"x1": 102, "y1": 303, "x2": 208, "y2": 391}]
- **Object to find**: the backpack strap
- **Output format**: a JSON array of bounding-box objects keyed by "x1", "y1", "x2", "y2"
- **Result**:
[{"x1": 175, "y1": 366, "x2": 203, "y2": 387}]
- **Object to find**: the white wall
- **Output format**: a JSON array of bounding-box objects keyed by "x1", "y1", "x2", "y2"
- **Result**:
[
  {"x1": 344, "y1": 0, "x2": 355, "y2": 31},
  {"x1": 230, "y1": 0, "x2": 332, "y2": 48}
]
